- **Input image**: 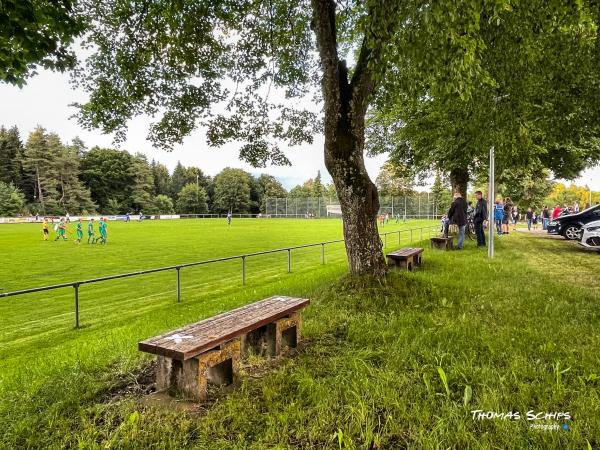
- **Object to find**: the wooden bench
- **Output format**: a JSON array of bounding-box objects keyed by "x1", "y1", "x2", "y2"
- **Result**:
[
  {"x1": 430, "y1": 236, "x2": 454, "y2": 250},
  {"x1": 386, "y1": 247, "x2": 424, "y2": 271},
  {"x1": 139, "y1": 295, "x2": 309, "y2": 401}
]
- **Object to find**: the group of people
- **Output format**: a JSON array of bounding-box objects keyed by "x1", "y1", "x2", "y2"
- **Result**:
[
  {"x1": 441, "y1": 190, "x2": 488, "y2": 249},
  {"x1": 42, "y1": 217, "x2": 108, "y2": 244}
]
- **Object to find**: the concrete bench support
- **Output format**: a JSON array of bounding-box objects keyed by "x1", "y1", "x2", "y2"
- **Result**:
[{"x1": 157, "y1": 338, "x2": 241, "y2": 401}]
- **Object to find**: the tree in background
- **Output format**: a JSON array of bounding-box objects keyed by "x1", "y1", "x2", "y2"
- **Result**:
[
  {"x1": 50, "y1": 134, "x2": 96, "y2": 213},
  {"x1": 495, "y1": 167, "x2": 554, "y2": 210},
  {"x1": 0, "y1": 126, "x2": 24, "y2": 188},
  {"x1": 150, "y1": 194, "x2": 175, "y2": 214},
  {"x1": 375, "y1": 161, "x2": 414, "y2": 198},
  {"x1": 176, "y1": 183, "x2": 208, "y2": 214},
  {"x1": 430, "y1": 172, "x2": 452, "y2": 217},
  {"x1": 212, "y1": 168, "x2": 251, "y2": 214},
  {"x1": 546, "y1": 183, "x2": 600, "y2": 209},
  {"x1": 0, "y1": 182, "x2": 25, "y2": 216},
  {"x1": 254, "y1": 174, "x2": 287, "y2": 213},
  {"x1": 170, "y1": 162, "x2": 210, "y2": 200},
  {"x1": 150, "y1": 160, "x2": 171, "y2": 197},
  {"x1": 22, "y1": 127, "x2": 60, "y2": 214},
  {"x1": 129, "y1": 153, "x2": 154, "y2": 213},
  {"x1": 80, "y1": 147, "x2": 135, "y2": 213}
]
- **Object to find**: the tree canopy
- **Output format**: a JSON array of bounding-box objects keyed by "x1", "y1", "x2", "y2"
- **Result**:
[{"x1": 0, "y1": 0, "x2": 84, "y2": 85}]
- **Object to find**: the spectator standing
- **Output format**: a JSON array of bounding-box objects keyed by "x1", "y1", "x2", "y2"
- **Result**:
[
  {"x1": 526, "y1": 208, "x2": 534, "y2": 231},
  {"x1": 447, "y1": 192, "x2": 468, "y2": 249},
  {"x1": 552, "y1": 204, "x2": 562, "y2": 220},
  {"x1": 494, "y1": 200, "x2": 504, "y2": 236},
  {"x1": 512, "y1": 206, "x2": 519, "y2": 230},
  {"x1": 502, "y1": 197, "x2": 513, "y2": 234},
  {"x1": 473, "y1": 191, "x2": 488, "y2": 247},
  {"x1": 541, "y1": 206, "x2": 550, "y2": 230}
]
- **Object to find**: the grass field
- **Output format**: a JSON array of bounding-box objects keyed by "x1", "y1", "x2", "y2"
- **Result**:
[{"x1": 0, "y1": 219, "x2": 599, "y2": 449}]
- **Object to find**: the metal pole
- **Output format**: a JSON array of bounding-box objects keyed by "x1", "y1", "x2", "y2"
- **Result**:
[
  {"x1": 488, "y1": 146, "x2": 495, "y2": 259},
  {"x1": 286, "y1": 198, "x2": 288, "y2": 217},
  {"x1": 287, "y1": 249, "x2": 291, "y2": 273},
  {"x1": 410, "y1": 229, "x2": 413, "y2": 242},
  {"x1": 404, "y1": 196, "x2": 407, "y2": 221},
  {"x1": 74, "y1": 283, "x2": 80, "y2": 329},
  {"x1": 398, "y1": 230, "x2": 401, "y2": 245},
  {"x1": 176, "y1": 267, "x2": 181, "y2": 302},
  {"x1": 391, "y1": 196, "x2": 394, "y2": 217},
  {"x1": 321, "y1": 243, "x2": 325, "y2": 264},
  {"x1": 242, "y1": 256, "x2": 246, "y2": 285},
  {"x1": 420, "y1": 227, "x2": 423, "y2": 240},
  {"x1": 427, "y1": 192, "x2": 430, "y2": 219}
]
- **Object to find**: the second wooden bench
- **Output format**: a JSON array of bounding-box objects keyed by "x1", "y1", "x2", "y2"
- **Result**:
[{"x1": 386, "y1": 247, "x2": 424, "y2": 271}]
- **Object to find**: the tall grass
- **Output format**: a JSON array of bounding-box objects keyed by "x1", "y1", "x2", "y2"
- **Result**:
[{"x1": 1, "y1": 220, "x2": 598, "y2": 448}]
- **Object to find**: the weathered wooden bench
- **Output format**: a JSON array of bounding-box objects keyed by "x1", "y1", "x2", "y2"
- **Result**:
[
  {"x1": 430, "y1": 236, "x2": 454, "y2": 250},
  {"x1": 139, "y1": 295, "x2": 309, "y2": 401},
  {"x1": 386, "y1": 247, "x2": 424, "y2": 271}
]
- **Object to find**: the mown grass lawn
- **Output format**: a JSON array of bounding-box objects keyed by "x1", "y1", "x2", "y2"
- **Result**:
[{"x1": 1, "y1": 220, "x2": 598, "y2": 449}]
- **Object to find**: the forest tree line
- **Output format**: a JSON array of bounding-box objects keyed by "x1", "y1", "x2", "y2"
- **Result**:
[{"x1": 0, "y1": 125, "x2": 336, "y2": 216}]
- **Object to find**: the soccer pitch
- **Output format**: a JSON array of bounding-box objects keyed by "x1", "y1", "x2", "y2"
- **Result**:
[{"x1": 0, "y1": 218, "x2": 435, "y2": 390}]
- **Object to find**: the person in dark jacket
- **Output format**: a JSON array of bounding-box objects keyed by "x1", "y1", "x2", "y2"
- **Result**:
[
  {"x1": 473, "y1": 190, "x2": 488, "y2": 247},
  {"x1": 446, "y1": 192, "x2": 468, "y2": 249}
]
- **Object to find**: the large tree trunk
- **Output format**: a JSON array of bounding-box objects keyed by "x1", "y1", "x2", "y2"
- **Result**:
[
  {"x1": 311, "y1": 0, "x2": 387, "y2": 276},
  {"x1": 449, "y1": 167, "x2": 469, "y2": 199}
]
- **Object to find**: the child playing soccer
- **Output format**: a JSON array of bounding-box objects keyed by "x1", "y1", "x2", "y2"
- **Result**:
[
  {"x1": 75, "y1": 219, "x2": 83, "y2": 244},
  {"x1": 87, "y1": 218, "x2": 96, "y2": 243},
  {"x1": 42, "y1": 218, "x2": 49, "y2": 241},
  {"x1": 54, "y1": 219, "x2": 68, "y2": 241},
  {"x1": 97, "y1": 217, "x2": 108, "y2": 244}
]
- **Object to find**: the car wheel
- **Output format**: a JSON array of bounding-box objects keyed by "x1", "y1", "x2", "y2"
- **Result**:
[{"x1": 563, "y1": 225, "x2": 581, "y2": 240}]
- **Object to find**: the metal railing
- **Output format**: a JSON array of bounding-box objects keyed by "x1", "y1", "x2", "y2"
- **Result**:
[{"x1": 0, "y1": 225, "x2": 439, "y2": 329}]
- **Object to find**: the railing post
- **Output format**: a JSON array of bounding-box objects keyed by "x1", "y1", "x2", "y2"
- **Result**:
[
  {"x1": 176, "y1": 267, "x2": 181, "y2": 302},
  {"x1": 398, "y1": 231, "x2": 401, "y2": 245},
  {"x1": 242, "y1": 256, "x2": 246, "y2": 285},
  {"x1": 287, "y1": 249, "x2": 291, "y2": 273},
  {"x1": 321, "y1": 243, "x2": 325, "y2": 264},
  {"x1": 410, "y1": 229, "x2": 413, "y2": 243},
  {"x1": 73, "y1": 283, "x2": 80, "y2": 329}
]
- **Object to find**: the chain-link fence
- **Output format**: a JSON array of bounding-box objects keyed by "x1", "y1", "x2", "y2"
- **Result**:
[{"x1": 266, "y1": 193, "x2": 448, "y2": 219}]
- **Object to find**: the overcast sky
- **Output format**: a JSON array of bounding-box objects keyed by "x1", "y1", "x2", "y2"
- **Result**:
[{"x1": 1, "y1": 68, "x2": 599, "y2": 191}]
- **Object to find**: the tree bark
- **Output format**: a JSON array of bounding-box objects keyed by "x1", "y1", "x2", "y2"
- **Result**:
[
  {"x1": 311, "y1": 0, "x2": 387, "y2": 276},
  {"x1": 449, "y1": 167, "x2": 469, "y2": 199}
]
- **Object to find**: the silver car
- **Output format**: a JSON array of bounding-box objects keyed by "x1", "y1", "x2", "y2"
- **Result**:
[{"x1": 579, "y1": 220, "x2": 600, "y2": 249}]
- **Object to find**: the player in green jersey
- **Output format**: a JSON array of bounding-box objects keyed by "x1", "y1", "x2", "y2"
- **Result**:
[
  {"x1": 97, "y1": 218, "x2": 108, "y2": 244},
  {"x1": 87, "y1": 218, "x2": 96, "y2": 243},
  {"x1": 75, "y1": 219, "x2": 83, "y2": 244},
  {"x1": 54, "y1": 219, "x2": 68, "y2": 241}
]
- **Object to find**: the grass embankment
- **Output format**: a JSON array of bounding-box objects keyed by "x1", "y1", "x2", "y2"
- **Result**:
[{"x1": 1, "y1": 222, "x2": 599, "y2": 448}]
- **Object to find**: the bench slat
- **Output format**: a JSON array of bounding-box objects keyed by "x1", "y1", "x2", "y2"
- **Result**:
[{"x1": 139, "y1": 296, "x2": 309, "y2": 360}]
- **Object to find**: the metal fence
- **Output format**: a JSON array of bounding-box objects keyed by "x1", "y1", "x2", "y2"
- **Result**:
[
  {"x1": 0, "y1": 225, "x2": 439, "y2": 329},
  {"x1": 265, "y1": 194, "x2": 448, "y2": 219}
]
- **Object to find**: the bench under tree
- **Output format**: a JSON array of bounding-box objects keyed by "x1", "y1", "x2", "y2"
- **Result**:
[
  {"x1": 139, "y1": 295, "x2": 309, "y2": 401},
  {"x1": 386, "y1": 247, "x2": 424, "y2": 271},
  {"x1": 430, "y1": 236, "x2": 454, "y2": 250}
]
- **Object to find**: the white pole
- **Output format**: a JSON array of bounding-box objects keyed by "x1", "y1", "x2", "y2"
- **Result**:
[{"x1": 488, "y1": 146, "x2": 495, "y2": 259}]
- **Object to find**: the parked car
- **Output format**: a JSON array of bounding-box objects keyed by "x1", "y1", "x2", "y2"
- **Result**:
[
  {"x1": 547, "y1": 204, "x2": 600, "y2": 240},
  {"x1": 579, "y1": 220, "x2": 600, "y2": 249}
]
